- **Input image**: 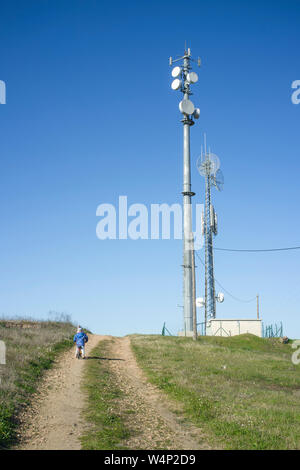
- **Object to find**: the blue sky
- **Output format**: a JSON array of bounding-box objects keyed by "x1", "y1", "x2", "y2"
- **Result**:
[{"x1": 0, "y1": 0, "x2": 299, "y2": 337}]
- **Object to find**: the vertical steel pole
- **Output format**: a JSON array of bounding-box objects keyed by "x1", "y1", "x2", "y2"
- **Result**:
[
  {"x1": 204, "y1": 171, "x2": 208, "y2": 332},
  {"x1": 170, "y1": 47, "x2": 200, "y2": 336},
  {"x1": 182, "y1": 52, "x2": 194, "y2": 335},
  {"x1": 192, "y1": 244, "x2": 197, "y2": 341}
]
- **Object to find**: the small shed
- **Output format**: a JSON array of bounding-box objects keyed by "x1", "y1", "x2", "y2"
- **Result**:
[{"x1": 206, "y1": 319, "x2": 262, "y2": 337}]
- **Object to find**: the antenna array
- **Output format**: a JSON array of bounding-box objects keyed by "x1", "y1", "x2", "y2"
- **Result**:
[
  {"x1": 197, "y1": 141, "x2": 224, "y2": 328},
  {"x1": 169, "y1": 47, "x2": 201, "y2": 335}
]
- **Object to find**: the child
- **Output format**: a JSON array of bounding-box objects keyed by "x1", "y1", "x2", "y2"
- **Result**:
[{"x1": 73, "y1": 326, "x2": 88, "y2": 358}]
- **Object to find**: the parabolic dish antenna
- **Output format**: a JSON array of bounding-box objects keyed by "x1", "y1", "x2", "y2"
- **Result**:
[
  {"x1": 193, "y1": 108, "x2": 200, "y2": 119},
  {"x1": 196, "y1": 153, "x2": 220, "y2": 177},
  {"x1": 216, "y1": 292, "x2": 224, "y2": 303},
  {"x1": 171, "y1": 78, "x2": 182, "y2": 90},
  {"x1": 187, "y1": 72, "x2": 198, "y2": 84},
  {"x1": 212, "y1": 169, "x2": 224, "y2": 191},
  {"x1": 179, "y1": 99, "x2": 195, "y2": 115},
  {"x1": 171, "y1": 66, "x2": 181, "y2": 78},
  {"x1": 196, "y1": 297, "x2": 205, "y2": 308}
]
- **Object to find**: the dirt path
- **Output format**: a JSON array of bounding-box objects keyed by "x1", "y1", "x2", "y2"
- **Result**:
[
  {"x1": 106, "y1": 336, "x2": 210, "y2": 450},
  {"x1": 16, "y1": 335, "x2": 210, "y2": 450},
  {"x1": 15, "y1": 334, "x2": 102, "y2": 450}
]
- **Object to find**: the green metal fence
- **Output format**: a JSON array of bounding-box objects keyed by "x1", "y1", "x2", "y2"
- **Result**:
[
  {"x1": 262, "y1": 321, "x2": 283, "y2": 338},
  {"x1": 161, "y1": 322, "x2": 173, "y2": 336}
]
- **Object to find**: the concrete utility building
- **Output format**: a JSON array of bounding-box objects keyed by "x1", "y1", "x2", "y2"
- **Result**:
[{"x1": 205, "y1": 319, "x2": 262, "y2": 337}]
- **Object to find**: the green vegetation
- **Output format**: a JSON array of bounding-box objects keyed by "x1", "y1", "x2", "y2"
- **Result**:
[
  {"x1": 81, "y1": 340, "x2": 130, "y2": 450},
  {"x1": 0, "y1": 320, "x2": 75, "y2": 448},
  {"x1": 131, "y1": 334, "x2": 300, "y2": 450}
]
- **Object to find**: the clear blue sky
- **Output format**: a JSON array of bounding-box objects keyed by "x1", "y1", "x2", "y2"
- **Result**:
[{"x1": 0, "y1": 0, "x2": 299, "y2": 337}]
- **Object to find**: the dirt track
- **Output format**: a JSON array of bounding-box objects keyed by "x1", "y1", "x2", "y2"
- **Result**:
[
  {"x1": 107, "y1": 336, "x2": 210, "y2": 450},
  {"x1": 15, "y1": 334, "x2": 102, "y2": 450},
  {"x1": 16, "y1": 335, "x2": 210, "y2": 450}
]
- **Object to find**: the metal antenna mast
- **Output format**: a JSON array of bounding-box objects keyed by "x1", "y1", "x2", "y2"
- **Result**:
[
  {"x1": 204, "y1": 154, "x2": 216, "y2": 323},
  {"x1": 169, "y1": 47, "x2": 201, "y2": 335},
  {"x1": 197, "y1": 141, "x2": 224, "y2": 331}
]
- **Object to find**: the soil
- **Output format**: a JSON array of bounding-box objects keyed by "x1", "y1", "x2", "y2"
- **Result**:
[{"x1": 15, "y1": 335, "x2": 210, "y2": 450}]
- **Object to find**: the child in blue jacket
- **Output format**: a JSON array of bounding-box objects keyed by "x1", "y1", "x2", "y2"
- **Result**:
[{"x1": 73, "y1": 327, "x2": 88, "y2": 358}]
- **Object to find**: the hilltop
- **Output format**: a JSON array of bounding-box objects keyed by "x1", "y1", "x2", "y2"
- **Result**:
[{"x1": 1, "y1": 327, "x2": 299, "y2": 450}]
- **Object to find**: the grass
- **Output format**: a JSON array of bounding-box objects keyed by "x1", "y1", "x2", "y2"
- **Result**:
[
  {"x1": 81, "y1": 340, "x2": 130, "y2": 450},
  {"x1": 130, "y1": 333, "x2": 300, "y2": 450},
  {"x1": 0, "y1": 319, "x2": 76, "y2": 448}
]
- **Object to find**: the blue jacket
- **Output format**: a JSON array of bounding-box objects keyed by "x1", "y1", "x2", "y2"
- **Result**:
[{"x1": 73, "y1": 332, "x2": 88, "y2": 347}]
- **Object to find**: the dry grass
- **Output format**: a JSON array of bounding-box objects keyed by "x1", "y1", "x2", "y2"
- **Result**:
[{"x1": 0, "y1": 319, "x2": 75, "y2": 448}]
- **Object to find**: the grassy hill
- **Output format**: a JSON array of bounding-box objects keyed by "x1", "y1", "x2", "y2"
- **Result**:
[
  {"x1": 0, "y1": 320, "x2": 75, "y2": 448},
  {"x1": 2, "y1": 328, "x2": 299, "y2": 450},
  {"x1": 131, "y1": 334, "x2": 300, "y2": 450}
]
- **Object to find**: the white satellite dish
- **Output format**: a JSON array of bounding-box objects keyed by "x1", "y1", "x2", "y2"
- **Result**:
[
  {"x1": 179, "y1": 99, "x2": 195, "y2": 115},
  {"x1": 171, "y1": 78, "x2": 181, "y2": 90},
  {"x1": 171, "y1": 66, "x2": 181, "y2": 78},
  {"x1": 216, "y1": 292, "x2": 224, "y2": 303},
  {"x1": 206, "y1": 154, "x2": 220, "y2": 175},
  {"x1": 212, "y1": 169, "x2": 224, "y2": 191},
  {"x1": 196, "y1": 297, "x2": 205, "y2": 308},
  {"x1": 187, "y1": 72, "x2": 198, "y2": 84},
  {"x1": 193, "y1": 108, "x2": 200, "y2": 119},
  {"x1": 196, "y1": 153, "x2": 220, "y2": 177}
]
